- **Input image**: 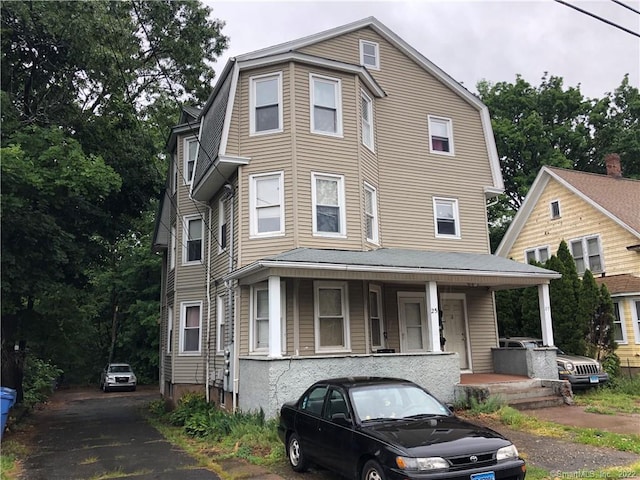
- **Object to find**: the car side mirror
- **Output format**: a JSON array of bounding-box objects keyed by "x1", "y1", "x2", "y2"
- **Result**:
[{"x1": 331, "y1": 413, "x2": 352, "y2": 425}]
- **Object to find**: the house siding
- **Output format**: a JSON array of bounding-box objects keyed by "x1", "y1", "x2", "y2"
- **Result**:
[{"x1": 301, "y1": 27, "x2": 493, "y2": 254}]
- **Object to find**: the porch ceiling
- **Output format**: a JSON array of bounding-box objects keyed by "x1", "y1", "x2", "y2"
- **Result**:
[{"x1": 226, "y1": 247, "x2": 560, "y2": 289}]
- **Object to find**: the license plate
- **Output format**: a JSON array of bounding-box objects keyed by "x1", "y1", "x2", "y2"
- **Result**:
[
  {"x1": 589, "y1": 375, "x2": 599, "y2": 383},
  {"x1": 471, "y1": 472, "x2": 495, "y2": 480}
]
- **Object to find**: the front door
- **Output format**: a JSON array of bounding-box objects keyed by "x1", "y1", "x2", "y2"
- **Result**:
[
  {"x1": 441, "y1": 294, "x2": 470, "y2": 370},
  {"x1": 398, "y1": 293, "x2": 428, "y2": 352}
]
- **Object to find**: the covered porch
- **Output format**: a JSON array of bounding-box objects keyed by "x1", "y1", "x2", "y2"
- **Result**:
[{"x1": 224, "y1": 248, "x2": 561, "y2": 415}]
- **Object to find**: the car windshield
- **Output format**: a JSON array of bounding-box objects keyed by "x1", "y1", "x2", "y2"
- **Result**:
[
  {"x1": 350, "y1": 384, "x2": 450, "y2": 422},
  {"x1": 109, "y1": 365, "x2": 132, "y2": 373}
]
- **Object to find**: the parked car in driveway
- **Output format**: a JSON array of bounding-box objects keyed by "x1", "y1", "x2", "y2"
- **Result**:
[
  {"x1": 100, "y1": 363, "x2": 137, "y2": 392},
  {"x1": 278, "y1": 377, "x2": 526, "y2": 480},
  {"x1": 499, "y1": 337, "x2": 609, "y2": 388}
]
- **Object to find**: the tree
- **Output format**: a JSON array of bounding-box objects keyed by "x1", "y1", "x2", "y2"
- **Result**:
[
  {"x1": 1, "y1": 0, "x2": 228, "y2": 392},
  {"x1": 575, "y1": 270, "x2": 599, "y2": 357}
]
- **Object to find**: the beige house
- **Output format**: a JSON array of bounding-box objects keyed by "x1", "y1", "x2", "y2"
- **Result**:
[
  {"x1": 153, "y1": 17, "x2": 559, "y2": 416},
  {"x1": 496, "y1": 155, "x2": 640, "y2": 373}
]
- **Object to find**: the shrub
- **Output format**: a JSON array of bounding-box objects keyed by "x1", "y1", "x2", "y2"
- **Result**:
[
  {"x1": 601, "y1": 352, "x2": 621, "y2": 378},
  {"x1": 168, "y1": 392, "x2": 209, "y2": 426},
  {"x1": 468, "y1": 395, "x2": 505, "y2": 414},
  {"x1": 22, "y1": 356, "x2": 63, "y2": 409}
]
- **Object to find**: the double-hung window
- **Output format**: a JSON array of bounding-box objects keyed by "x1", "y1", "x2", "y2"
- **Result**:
[
  {"x1": 314, "y1": 281, "x2": 350, "y2": 352},
  {"x1": 218, "y1": 199, "x2": 227, "y2": 253},
  {"x1": 428, "y1": 116, "x2": 454, "y2": 155},
  {"x1": 369, "y1": 285, "x2": 384, "y2": 350},
  {"x1": 167, "y1": 306, "x2": 173, "y2": 353},
  {"x1": 250, "y1": 282, "x2": 286, "y2": 354},
  {"x1": 633, "y1": 299, "x2": 640, "y2": 345},
  {"x1": 184, "y1": 138, "x2": 198, "y2": 184},
  {"x1": 360, "y1": 40, "x2": 380, "y2": 70},
  {"x1": 216, "y1": 295, "x2": 225, "y2": 354},
  {"x1": 361, "y1": 91, "x2": 374, "y2": 151},
  {"x1": 184, "y1": 216, "x2": 203, "y2": 263},
  {"x1": 364, "y1": 182, "x2": 378, "y2": 244},
  {"x1": 525, "y1": 246, "x2": 549, "y2": 264},
  {"x1": 250, "y1": 72, "x2": 283, "y2": 135},
  {"x1": 570, "y1": 236, "x2": 603, "y2": 274},
  {"x1": 171, "y1": 154, "x2": 178, "y2": 194},
  {"x1": 310, "y1": 74, "x2": 342, "y2": 136},
  {"x1": 433, "y1": 197, "x2": 460, "y2": 238},
  {"x1": 250, "y1": 172, "x2": 284, "y2": 236},
  {"x1": 613, "y1": 302, "x2": 626, "y2": 343},
  {"x1": 312, "y1": 173, "x2": 346, "y2": 236},
  {"x1": 170, "y1": 225, "x2": 176, "y2": 270},
  {"x1": 180, "y1": 301, "x2": 202, "y2": 354}
]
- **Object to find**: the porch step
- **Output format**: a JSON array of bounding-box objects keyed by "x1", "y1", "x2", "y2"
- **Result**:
[{"x1": 508, "y1": 395, "x2": 566, "y2": 411}]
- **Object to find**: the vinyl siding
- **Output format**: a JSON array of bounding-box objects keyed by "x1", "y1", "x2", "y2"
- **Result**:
[
  {"x1": 507, "y1": 178, "x2": 640, "y2": 275},
  {"x1": 465, "y1": 289, "x2": 497, "y2": 373},
  {"x1": 301, "y1": 27, "x2": 493, "y2": 254}
]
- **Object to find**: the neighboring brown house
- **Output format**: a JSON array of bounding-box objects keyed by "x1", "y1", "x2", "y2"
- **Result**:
[
  {"x1": 496, "y1": 154, "x2": 640, "y2": 373},
  {"x1": 153, "y1": 17, "x2": 559, "y2": 416}
]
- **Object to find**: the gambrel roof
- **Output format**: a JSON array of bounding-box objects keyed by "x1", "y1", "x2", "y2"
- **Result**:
[
  {"x1": 190, "y1": 16, "x2": 504, "y2": 202},
  {"x1": 496, "y1": 166, "x2": 640, "y2": 257}
]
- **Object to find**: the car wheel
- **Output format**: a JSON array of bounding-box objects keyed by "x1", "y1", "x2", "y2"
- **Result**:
[
  {"x1": 131, "y1": 386, "x2": 136, "y2": 392},
  {"x1": 287, "y1": 433, "x2": 308, "y2": 472},
  {"x1": 361, "y1": 459, "x2": 386, "y2": 480},
  {"x1": 102, "y1": 383, "x2": 108, "y2": 393}
]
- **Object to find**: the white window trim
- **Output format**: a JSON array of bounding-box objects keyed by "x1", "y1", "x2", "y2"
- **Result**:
[
  {"x1": 364, "y1": 182, "x2": 379, "y2": 244},
  {"x1": 170, "y1": 225, "x2": 176, "y2": 270},
  {"x1": 182, "y1": 214, "x2": 204, "y2": 265},
  {"x1": 183, "y1": 137, "x2": 198, "y2": 185},
  {"x1": 569, "y1": 234, "x2": 604, "y2": 274},
  {"x1": 427, "y1": 115, "x2": 455, "y2": 156},
  {"x1": 216, "y1": 294, "x2": 225, "y2": 354},
  {"x1": 631, "y1": 298, "x2": 640, "y2": 345},
  {"x1": 314, "y1": 281, "x2": 350, "y2": 353},
  {"x1": 613, "y1": 300, "x2": 628, "y2": 344},
  {"x1": 524, "y1": 245, "x2": 550, "y2": 264},
  {"x1": 369, "y1": 284, "x2": 384, "y2": 350},
  {"x1": 218, "y1": 198, "x2": 227, "y2": 255},
  {"x1": 249, "y1": 282, "x2": 286, "y2": 354},
  {"x1": 361, "y1": 90, "x2": 375, "y2": 152},
  {"x1": 249, "y1": 171, "x2": 285, "y2": 238},
  {"x1": 309, "y1": 73, "x2": 343, "y2": 137},
  {"x1": 433, "y1": 197, "x2": 461, "y2": 239},
  {"x1": 359, "y1": 39, "x2": 380, "y2": 70},
  {"x1": 179, "y1": 301, "x2": 202, "y2": 355},
  {"x1": 312, "y1": 172, "x2": 346, "y2": 238},
  {"x1": 167, "y1": 306, "x2": 173, "y2": 354},
  {"x1": 249, "y1": 72, "x2": 283, "y2": 136},
  {"x1": 550, "y1": 199, "x2": 561, "y2": 219},
  {"x1": 171, "y1": 154, "x2": 178, "y2": 194}
]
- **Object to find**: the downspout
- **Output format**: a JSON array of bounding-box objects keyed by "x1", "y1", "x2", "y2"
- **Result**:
[
  {"x1": 226, "y1": 186, "x2": 238, "y2": 412},
  {"x1": 205, "y1": 205, "x2": 212, "y2": 402}
]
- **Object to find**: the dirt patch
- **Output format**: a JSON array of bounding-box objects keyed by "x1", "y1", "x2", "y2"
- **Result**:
[{"x1": 523, "y1": 405, "x2": 640, "y2": 435}]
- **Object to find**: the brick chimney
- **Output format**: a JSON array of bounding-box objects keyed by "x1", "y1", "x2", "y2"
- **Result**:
[{"x1": 605, "y1": 153, "x2": 622, "y2": 178}]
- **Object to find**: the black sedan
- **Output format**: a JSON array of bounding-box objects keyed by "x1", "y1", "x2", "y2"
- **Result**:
[{"x1": 277, "y1": 377, "x2": 526, "y2": 480}]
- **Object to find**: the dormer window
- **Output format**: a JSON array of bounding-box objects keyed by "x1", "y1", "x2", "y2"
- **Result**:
[
  {"x1": 360, "y1": 40, "x2": 380, "y2": 70},
  {"x1": 550, "y1": 200, "x2": 561, "y2": 219},
  {"x1": 250, "y1": 72, "x2": 283, "y2": 135},
  {"x1": 184, "y1": 138, "x2": 198, "y2": 184}
]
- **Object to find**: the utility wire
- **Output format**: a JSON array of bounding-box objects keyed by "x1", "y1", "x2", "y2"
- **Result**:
[
  {"x1": 610, "y1": 0, "x2": 640, "y2": 16},
  {"x1": 554, "y1": 0, "x2": 640, "y2": 38}
]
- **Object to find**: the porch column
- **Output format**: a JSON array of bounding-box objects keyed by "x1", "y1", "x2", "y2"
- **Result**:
[
  {"x1": 269, "y1": 275, "x2": 282, "y2": 358},
  {"x1": 426, "y1": 281, "x2": 441, "y2": 352},
  {"x1": 538, "y1": 283, "x2": 554, "y2": 346}
]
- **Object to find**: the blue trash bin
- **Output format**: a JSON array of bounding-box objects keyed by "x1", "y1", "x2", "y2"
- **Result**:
[{"x1": 1, "y1": 387, "x2": 17, "y2": 440}]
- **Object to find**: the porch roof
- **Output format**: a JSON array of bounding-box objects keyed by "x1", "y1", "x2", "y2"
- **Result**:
[{"x1": 225, "y1": 248, "x2": 560, "y2": 288}]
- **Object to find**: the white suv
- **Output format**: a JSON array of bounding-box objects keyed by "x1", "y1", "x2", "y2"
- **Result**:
[{"x1": 100, "y1": 363, "x2": 137, "y2": 392}]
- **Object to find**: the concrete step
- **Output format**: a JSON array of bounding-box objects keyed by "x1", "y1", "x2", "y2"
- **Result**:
[
  {"x1": 508, "y1": 395, "x2": 566, "y2": 411},
  {"x1": 488, "y1": 385, "x2": 557, "y2": 402}
]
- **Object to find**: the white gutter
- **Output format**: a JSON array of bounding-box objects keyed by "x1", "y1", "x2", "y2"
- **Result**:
[{"x1": 227, "y1": 188, "x2": 238, "y2": 412}]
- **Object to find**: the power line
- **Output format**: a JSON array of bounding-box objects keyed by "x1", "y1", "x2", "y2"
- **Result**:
[
  {"x1": 610, "y1": 0, "x2": 640, "y2": 16},
  {"x1": 554, "y1": 0, "x2": 640, "y2": 38}
]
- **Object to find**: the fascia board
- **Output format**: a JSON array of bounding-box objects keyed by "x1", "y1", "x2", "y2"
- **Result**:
[
  {"x1": 237, "y1": 52, "x2": 386, "y2": 98},
  {"x1": 219, "y1": 62, "x2": 240, "y2": 156},
  {"x1": 495, "y1": 168, "x2": 551, "y2": 257},
  {"x1": 224, "y1": 259, "x2": 561, "y2": 282}
]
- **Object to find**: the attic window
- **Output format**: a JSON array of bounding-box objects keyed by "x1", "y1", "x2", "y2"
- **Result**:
[
  {"x1": 360, "y1": 40, "x2": 379, "y2": 70},
  {"x1": 550, "y1": 200, "x2": 561, "y2": 219}
]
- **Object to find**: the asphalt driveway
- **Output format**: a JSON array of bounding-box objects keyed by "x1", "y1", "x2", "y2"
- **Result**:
[{"x1": 18, "y1": 387, "x2": 220, "y2": 480}]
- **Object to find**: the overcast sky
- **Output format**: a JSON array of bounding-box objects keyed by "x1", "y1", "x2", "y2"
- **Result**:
[{"x1": 204, "y1": 0, "x2": 639, "y2": 100}]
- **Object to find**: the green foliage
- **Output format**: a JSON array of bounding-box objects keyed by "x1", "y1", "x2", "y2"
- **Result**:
[
  {"x1": 168, "y1": 392, "x2": 210, "y2": 426},
  {"x1": 607, "y1": 372, "x2": 640, "y2": 396},
  {"x1": 467, "y1": 395, "x2": 505, "y2": 414},
  {"x1": 21, "y1": 356, "x2": 62, "y2": 409}
]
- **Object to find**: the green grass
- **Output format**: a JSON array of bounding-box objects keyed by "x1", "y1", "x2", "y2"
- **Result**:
[
  {"x1": 573, "y1": 385, "x2": 640, "y2": 415},
  {"x1": 0, "y1": 439, "x2": 28, "y2": 480}
]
